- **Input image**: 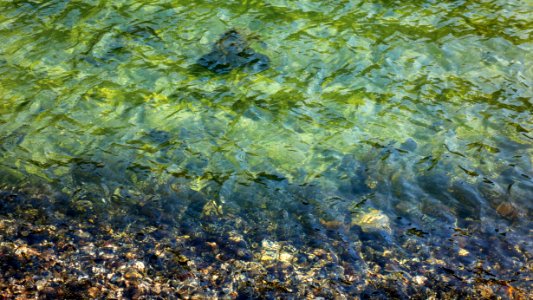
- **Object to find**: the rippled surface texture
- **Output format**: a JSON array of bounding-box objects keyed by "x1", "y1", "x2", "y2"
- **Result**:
[{"x1": 0, "y1": 0, "x2": 532, "y2": 298}]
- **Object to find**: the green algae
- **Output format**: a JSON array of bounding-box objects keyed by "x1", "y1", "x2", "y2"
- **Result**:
[
  {"x1": 0, "y1": 1, "x2": 531, "y2": 191},
  {"x1": 0, "y1": 0, "x2": 532, "y2": 297}
]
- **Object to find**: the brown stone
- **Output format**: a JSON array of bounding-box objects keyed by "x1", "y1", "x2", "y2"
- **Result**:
[
  {"x1": 87, "y1": 287, "x2": 100, "y2": 298},
  {"x1": 496, "y1": 202, "x2": 519, "y2": 219},
  {"x1": 124, "y1": 270, "x2": 142, "y2": 281}
]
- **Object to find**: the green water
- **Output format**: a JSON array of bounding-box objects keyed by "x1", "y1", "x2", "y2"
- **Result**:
[{"x1": 0, "y1": 0, "x2": 532, "y2": 296}]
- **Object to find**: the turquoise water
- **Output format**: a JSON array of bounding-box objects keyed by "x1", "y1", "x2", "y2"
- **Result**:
[{"x1": 0, "y1": 0, "x2": 532, "y2": 297}]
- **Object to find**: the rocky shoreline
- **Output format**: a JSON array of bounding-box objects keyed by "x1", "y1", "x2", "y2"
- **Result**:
[{"x1": 0, "y1": 186, "x2": 530, "y2": 299}]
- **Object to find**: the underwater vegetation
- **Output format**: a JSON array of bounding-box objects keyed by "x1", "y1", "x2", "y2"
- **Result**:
[{"x1": 0, "y1": 0, "x2": 532, "y2": 298}]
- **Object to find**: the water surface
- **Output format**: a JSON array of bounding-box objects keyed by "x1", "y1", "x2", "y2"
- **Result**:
[{"x1": 0, "y1": 0, "x2": 532, "y2": 297}]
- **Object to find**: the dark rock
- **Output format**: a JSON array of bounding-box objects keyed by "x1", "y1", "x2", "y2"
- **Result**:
[
  {"x1": 399, "y1": 138, "x2": 417, "y2": 152},
  {"x1": 23, "y1": 231, "x2": 50, "y2": 245},
  {"x1": 449, "y1": 181, "x2": 483, "y2": 220},
  {"x1": 71, "y1": 160, "x2": 104, "y2": 185},
  {"x1": 40, "y1": 286, "x2": 61, "y2": 300},
  {"x1": 146, "y1": 130, "x2": 171, "y2": 144},
  {"x1": 197, "y1": 30, "x2": 270, "y2": 74},
  {"x1": 236, "y1": 287, "x2": 255, "y2": 300},
  {"x1": 417, "y1": 173, "x2": 449, "y2": 200}
]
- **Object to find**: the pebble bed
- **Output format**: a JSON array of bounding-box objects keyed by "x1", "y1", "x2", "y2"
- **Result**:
[{"x1": 1, "y1": 186, "x2": 530, "y2": 299}]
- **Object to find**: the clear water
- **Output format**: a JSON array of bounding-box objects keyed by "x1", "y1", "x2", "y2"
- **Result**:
[{"x1": 0, "y1": 0, "x2": 532, "y2": 296}]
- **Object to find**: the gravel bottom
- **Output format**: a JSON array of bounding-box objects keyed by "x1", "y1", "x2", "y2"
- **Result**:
[{"x1": 0, "y1": 187, "x2": 530, "y2": 299}]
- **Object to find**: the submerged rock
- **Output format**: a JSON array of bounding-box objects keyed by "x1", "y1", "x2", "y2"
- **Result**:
[
  {"x1": 496, "y1": 202, "x2": 521, "y2": 220},
  {"x1": 351, "y1": 209, "x2": 391, "y2": 234},
  {"x1": 197, "y1": 30, "x2": 270, "y2": 74},
  {"x1": 260, "y1": 239, "x2": 281, "y2": 262}
]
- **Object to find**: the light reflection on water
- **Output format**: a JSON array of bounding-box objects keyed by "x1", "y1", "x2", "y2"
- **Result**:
[{"x1": 0, "y1": 0, "x2": 531, "y2": 297}]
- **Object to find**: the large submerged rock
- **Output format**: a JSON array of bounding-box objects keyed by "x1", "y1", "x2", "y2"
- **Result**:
[
  {"x1": 196, "y1": 30, "x2": 270, "y2": 74},
  {"x1": 351, "y1": 209, "x2": 391, "y2": 234}
]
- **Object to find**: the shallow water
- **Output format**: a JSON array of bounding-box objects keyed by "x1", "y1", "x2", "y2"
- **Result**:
[{"x1": 0, "y1": 0, "x2": 532, "y2": 297}]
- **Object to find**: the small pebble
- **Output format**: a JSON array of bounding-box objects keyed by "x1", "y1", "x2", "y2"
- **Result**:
[
  {"x1": 124, "y1": 270, "x2": 142, "y2": 280},
  {"x1": 413, "y1": 276, "x2": 427, "y2": 285}
]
